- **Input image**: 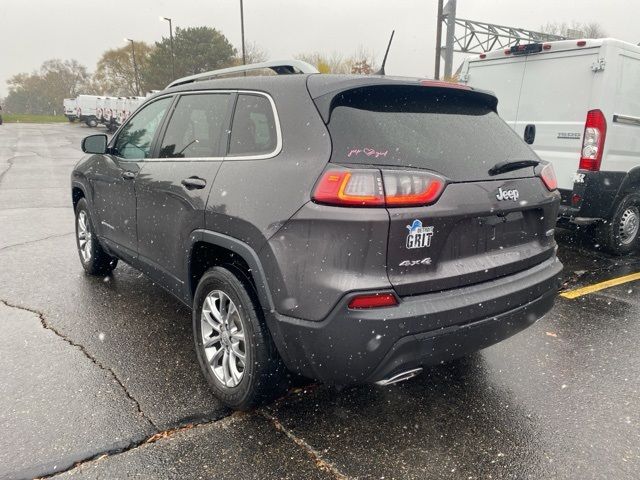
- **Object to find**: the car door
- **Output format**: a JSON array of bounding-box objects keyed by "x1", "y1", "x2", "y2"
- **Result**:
[
  {"x1": 135, "y1": 91, "x2": 234, "y2": 298},
  {"x1": 90, "y1": 96, "x2": 172, "y2": 260}
]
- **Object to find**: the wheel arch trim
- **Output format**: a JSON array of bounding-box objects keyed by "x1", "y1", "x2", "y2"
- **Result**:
[{"x1": 187, "y1": 229, "x2": 275, "y2": 314}]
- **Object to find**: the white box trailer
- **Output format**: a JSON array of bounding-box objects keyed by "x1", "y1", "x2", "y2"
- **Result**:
[
  {"x1": 75, "y1": 95, "x2": 100, "y2": 127},
  {"x1": 63, "y1": 98, "x2": 77, "y2": 122},
  {"x1": 460, "y1": 38, "x2": 640, "y2": 254}
]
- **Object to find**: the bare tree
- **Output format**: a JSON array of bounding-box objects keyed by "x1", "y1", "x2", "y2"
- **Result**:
[
  {"x1": 244, "y1": 41, "x2": 268, "y2": 64},
  {"x1": 296, "y1": 47, "x2": 379, "y2": 74},
  {"x1": 541, "y1": 21, "x2": 607, "y2": 39},
  {"x1": 5, "y1": 59, "x2": 92, "y2": 114}
]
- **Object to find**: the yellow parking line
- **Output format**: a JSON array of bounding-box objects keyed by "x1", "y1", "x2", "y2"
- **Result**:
[{"x1": 560, "y1": 271, "x2": 640, "y2": 299}]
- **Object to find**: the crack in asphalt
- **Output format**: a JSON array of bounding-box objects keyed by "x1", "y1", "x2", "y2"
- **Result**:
[
  {"x1": 0, "y1": 155, "x2": 17, "y2": 185},
  {"x1": 41, "y1": 409, "x2": 342, "y2": 480},
  {"x1": 0, "y1": 232, "x2": 75, "y2": 253},
  {"x1": 259, "y1": 410, "x2": 350, "y2": 480},
  {"x1": 0, "y1": 300, "x2": 159, "y2": 433},
  {"x1": 0, "y1": 298, "x2": 335, "y2": 480},
  {"x1": 38, "y1": 413, "x2": 236, "y2": 479}
]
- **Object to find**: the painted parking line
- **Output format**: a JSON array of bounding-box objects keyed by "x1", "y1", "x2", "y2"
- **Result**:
[{"x1": 560, "y1": 271, "x2": 640, "y2": 299}]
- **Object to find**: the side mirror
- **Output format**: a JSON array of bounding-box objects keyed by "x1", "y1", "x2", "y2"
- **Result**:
[{"x1": 81, "y1": 134, "x2": 108, "y2": 154}]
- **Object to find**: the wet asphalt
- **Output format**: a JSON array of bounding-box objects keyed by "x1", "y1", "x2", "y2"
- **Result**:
[{"x1": 0, "y1": 123, "x2": 638, "y2": 479}]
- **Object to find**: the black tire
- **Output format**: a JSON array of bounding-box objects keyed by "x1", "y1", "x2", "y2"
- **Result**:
[
  {"x1": 86, "y1": 118, "x2": 98, "y2": 128},
  {"x1": 74, "y1": 198, "x2": 118, "y2": 275},
  {"x1": 193, "y1": 267, "x2": 287, "y2": 410},
  {"x1": 596, "y1": 194, "x2": 640, "y2": 255}
]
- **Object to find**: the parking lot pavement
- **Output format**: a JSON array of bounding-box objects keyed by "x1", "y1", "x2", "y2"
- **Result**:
[{"x1": 1, "y1": 123, "x2": 639, "y2": 479}]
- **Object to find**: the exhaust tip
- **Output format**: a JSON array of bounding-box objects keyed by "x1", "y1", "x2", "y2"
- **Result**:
[{"x1": 375, "y1": 367, "x2": 423, "y2": 386}]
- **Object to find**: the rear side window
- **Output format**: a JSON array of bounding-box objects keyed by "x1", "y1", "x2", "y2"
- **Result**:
[
  {"x1": 159, "y1": 93, "x2": 231, "y2": 158},
  {"x1": 228, "y1": 94, "x2": 277, "y2": 156},
  {"x1": 327, "y1": 86, "x2": 535, "y2": 181}
]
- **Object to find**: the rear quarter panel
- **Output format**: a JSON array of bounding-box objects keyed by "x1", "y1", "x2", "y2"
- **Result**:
[{"x1": 205, "y1": 77, "x2": 332, "y2": 293}]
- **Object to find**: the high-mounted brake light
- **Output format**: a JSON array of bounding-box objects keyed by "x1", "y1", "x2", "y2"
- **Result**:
[
  {"x1": 348, "y1": 293, "x2": 398, "y2": 309},
  {"x1": 313, "y1": 168, "x2": 447, "y2": 208},
  {"x1": 419, "y1": 80, "x2": 471, "y2": 90},
  {"x1": 579, "y1": 109, "x2": 607, "y2": 171},
  {"x1": 539, "y1": 163, "x2": 558, "y2": 191}
]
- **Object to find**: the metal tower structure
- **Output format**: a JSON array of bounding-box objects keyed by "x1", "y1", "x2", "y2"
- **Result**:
[{"x1": 434, "y1": 0, "x2": 567, "y2": 79}]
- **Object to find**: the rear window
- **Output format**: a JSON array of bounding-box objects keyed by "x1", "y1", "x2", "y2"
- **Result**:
[{"x1": 327, "y1": 86, "x2": 536, "y2": 181}]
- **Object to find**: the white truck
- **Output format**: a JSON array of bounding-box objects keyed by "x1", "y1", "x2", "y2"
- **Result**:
[
  {"x1": 63, "y1": 98, "x2": 77, "y2": 122},
  {"x1": 75, "y1": 95, "x2": 100, "y2": 127},
  {"x1": 460, "y1": 38, "x2": 640, "y2": 254}
]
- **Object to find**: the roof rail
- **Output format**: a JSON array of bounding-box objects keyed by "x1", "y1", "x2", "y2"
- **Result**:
[{"x1": 166, "y1": 59, "x2": 319, "y2": 89}]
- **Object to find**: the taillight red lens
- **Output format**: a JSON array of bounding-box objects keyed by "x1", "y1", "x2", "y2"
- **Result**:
[
  {"x1": 348, "y1": 293, "x2": 398, "y2": 309},
  {"x1": 579, "y1": 109, "x2": 607, "y2": 171},
  {"x1": 539, "y1": 163, "x2": 558, "y2": 191},
  {"x1": 312, "y1": 169, "x2": 384, "y2": 206},
  {"x1": 382, "y1": 170, "x2": 446, "y2": 206},
  {"x1": 313, "y1": 168, "x2": 446, "y2": 208}
]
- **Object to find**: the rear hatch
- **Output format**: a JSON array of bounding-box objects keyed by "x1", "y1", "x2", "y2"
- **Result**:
[{"x1": 313, "y1": 81, "x2": 558, "y2": 297}]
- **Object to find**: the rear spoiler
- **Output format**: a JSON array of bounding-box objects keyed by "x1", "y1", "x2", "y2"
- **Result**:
[{"x1": 308, "y1": 77, "x2": 498, "y2": 123}]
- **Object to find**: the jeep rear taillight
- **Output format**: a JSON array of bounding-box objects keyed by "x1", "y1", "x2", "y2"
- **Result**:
[
  {"x1": 312, "y1": 168, "x2": 446, "y2": 207},
  {"x1": 579, "y1": 109, "x2": 607, "y2": 171},
  {"x1": 382, "y1": 170, "x2": 445, "y2": 207},
  {"x1": 539, "y1": 163, "x2": 558, "y2": 191},
  {"x1": 312, "y1": 169, "x2": 385, "y2": 207}
]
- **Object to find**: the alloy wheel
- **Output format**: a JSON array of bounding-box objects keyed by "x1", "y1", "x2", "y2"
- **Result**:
[
  {"x1": 201, "y1": 290, "x2": 247, "y2": 388},
  {"x1": 77, "y1": 211, "x2": 92, "y2": 262}
]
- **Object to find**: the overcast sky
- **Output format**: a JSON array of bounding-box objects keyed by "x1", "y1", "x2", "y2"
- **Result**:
[{"x1": 1, "y1": 0, "x2": 638, "y2": 97}]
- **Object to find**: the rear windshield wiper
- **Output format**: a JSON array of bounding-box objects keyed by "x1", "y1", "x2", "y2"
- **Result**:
[{"x1": 489, "y1": 159, "x2": 539, "y2": 176}]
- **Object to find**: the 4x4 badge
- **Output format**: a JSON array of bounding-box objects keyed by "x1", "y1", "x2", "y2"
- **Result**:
[{"x1": 406, "y1": 220, "x2": 434, "y2": 249}]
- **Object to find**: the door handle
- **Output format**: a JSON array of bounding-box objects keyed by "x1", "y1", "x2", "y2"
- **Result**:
[
  {"x1": 181, "y1": 176, "x2": 207, "y2": 190},
  {"x1": 524, "y1": 124, "x2": 536, "y2": 144},
  {"x1": 121, "y1": 171, "x2": 136, "y2": 180}
]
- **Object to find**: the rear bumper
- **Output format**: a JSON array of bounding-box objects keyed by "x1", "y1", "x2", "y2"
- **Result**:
[{"x1": 269, "y1": 256, "x2": 563, "y2": 385}]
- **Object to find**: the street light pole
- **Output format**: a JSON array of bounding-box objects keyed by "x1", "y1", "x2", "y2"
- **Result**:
[
  {"x1": 239, "y1": 0, "x2": 246, "y2": 65},
  {"x1": 434, "y1": 0, "x2": 443, "y2": 79},
  {"x1": 125, "y1": 38, "x2": 140, "y2": 96},
  {"x1": 161, "y1": 17, "x2": 176, "y2": 79}
]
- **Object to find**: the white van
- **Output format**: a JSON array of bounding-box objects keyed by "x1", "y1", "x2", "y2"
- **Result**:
[
  {"x1": 75, "y1": 95, "x2": 100, "y2": 127},
  {"x1": 63, "y1": 98, "x2": 77, "y2": 122},
  {"x1": 95, "y1": 97, "x2": 106, "y2": 124},
  {"x1": 460, "y1": 38, "x2": 640, "y2": 254}
]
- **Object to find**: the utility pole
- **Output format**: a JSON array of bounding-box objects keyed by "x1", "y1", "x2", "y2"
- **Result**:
[
  {"x1": 434, "y1": 0, "x2": 443, "y2": 79},
  {"x1": 442, "y1": 0, "x2": 457, "y2": 79},
  {"x1": 239, "y1": 0, "x2": 246, "y2": 65},
  {"x1": 161, "y1": 17, "x2": 176, "y2": 80},
  {"x1": 125, "y1": 38, "x2": 140, "y2": 96}
]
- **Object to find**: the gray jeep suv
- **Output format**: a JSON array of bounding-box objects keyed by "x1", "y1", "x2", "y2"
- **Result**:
[{"x1": 71, "y1": 61, "x2": 563, "y2": 410}]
